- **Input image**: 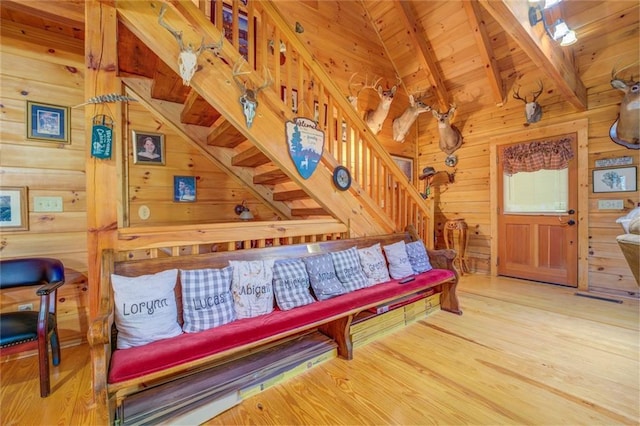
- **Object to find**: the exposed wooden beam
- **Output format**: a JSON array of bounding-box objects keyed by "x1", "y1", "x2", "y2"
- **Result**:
[
  {"x1": 478, "y1": 0, "x2": 587, "y2": 111},
  {"x1": 2, "y1": 0, "x2": 85, "y2": 29},
  {"x1": 393, "y1": 0, "x2": 449, "y2": 110},
  {"x1": 463, "y1": 0, "x2": 506, "y2": 107}
]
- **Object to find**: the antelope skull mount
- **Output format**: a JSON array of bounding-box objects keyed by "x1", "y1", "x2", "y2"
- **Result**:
[
  {"x1": 392, "y1": 94, "x2": 431, "y2": 143},
  {"x1": 232, "y1": 59, "x2": 272, "y2": 128},
  {"x1": 158, "y1": 4, "x2": 224, "y2": 86},
  {"x1": 432, "y1": 104, "x2": 463, "y2": 156},
  {"x1": 610, "y1": 63, "x2": 639, "y2": 149},
  {"x1": 512, "y1": 81, "x2": 543, "y2": 124}
]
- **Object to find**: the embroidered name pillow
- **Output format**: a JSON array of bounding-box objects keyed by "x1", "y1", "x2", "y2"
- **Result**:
[
  {"x1": 357, "y1": 243, "x2": 391, "y2": 286},
  {"x1": 330, "y1": 246, "x2": 370, "y2": 292},
  {"x1": 111, "y1": 269, "x2": 182, "y2": 349},
  {"x1": 405, "y1": 240, "x2": 433, "y2": 273},
  {"x1": 303, "y1": 253, "x2": 346, "y2": 300},
  {"x1": 382, "y1": 240, "x2": 414, "y2": 279},
  {"x1": 272, "y1": 258, "x2": 316, "y2": 310},
  {"x1": 180, "y1": 267, "x2": 235, "y2": 333},
  {"x1": 229, "y1": 260, "x2": 275, "y2": 319}
]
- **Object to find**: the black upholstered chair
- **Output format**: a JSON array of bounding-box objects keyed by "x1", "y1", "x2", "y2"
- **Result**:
[{"x1": 0, "y1": 258, "x2": 65, "y2": 397}]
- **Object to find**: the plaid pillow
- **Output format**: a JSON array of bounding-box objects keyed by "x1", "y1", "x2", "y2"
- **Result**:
[
  {"x1": 229, "y1": 260, "x2": 275, "y2": 319},
  {"x1": 382, "y1": 240, "x2": 414, "y2": 279},
  {"x1": 330, "y1": 247, "x2": 369, "y2": 292},
  {"x1": 357, "y1": 243, "x2": 391, "y2": 286},
  {"x1": 303, "y1": 254, "x2": 346, "y2": 301},
  {"x1": 273, "y1": 258, "x2": 316, "y2": 310},
  {"x1": 180, "y1": 267, "x2": 235, "y2": 333},
  {"x1": 405, "y1": 241, "x2": 433, "y2": 273}
]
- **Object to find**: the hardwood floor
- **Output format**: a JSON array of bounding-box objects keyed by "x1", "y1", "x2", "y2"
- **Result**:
[{"x1": 1, "y1": 275, "x2": 638, "y2": 425}]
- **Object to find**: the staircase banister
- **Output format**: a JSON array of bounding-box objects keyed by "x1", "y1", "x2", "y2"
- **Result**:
[{"x1": 256, "y1": 1, "x2": 431, "y2": 212}]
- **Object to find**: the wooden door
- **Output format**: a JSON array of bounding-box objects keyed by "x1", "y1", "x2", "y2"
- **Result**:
[{"x1": 497, "y1": 138, "x2": 578, "y2": 287}]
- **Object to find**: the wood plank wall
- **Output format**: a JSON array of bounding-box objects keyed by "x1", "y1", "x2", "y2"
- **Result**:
[
  {"x1": 413, "y1": 3, "x2": 639, "y2": 294},
  {"x1": 0, "y1": 20, "x2": 89, "y2": 349}
]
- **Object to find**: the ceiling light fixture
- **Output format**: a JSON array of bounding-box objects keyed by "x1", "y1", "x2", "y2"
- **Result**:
[{"x1": 528, "y1": 0, "x2": 578, "y2": 47}]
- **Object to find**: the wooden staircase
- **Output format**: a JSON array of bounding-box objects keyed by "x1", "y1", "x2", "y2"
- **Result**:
[{"x1": 115, "y1": 0, "x2": 434, "y2": 241}]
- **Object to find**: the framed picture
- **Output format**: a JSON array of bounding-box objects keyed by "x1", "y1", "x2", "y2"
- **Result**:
[
  {"x1": 0, "y1": 187, "x2": 28, "y2": 231},
  {"x1": 313, "y1": 101, "x2": 328, "y2": 127},
  {"x1": 593, "y1": 166, "x2": 637, "y2": 193},
  {"x1": 132, "y1": 130, "x2": 165, "y2": 165},
  {"x1": 391, "y1": 155, "x2": 414, "y2": 182},
  {"x1": 26, "y1": 101, "x2": 70, "y2": 143},
  {"x1": 281, "y1": 86, "x2": 298, "y2": 113},
  {"x1": 213, "y1": 1, "x2": 256, "y2": 63},
  {"x1": 174, "y1": 176, "x2": 197, "y2": 202}
]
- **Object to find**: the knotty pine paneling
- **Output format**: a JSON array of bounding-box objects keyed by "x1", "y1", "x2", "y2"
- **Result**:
[{"x1": 417, "y1": 2, "x2": 639, "y2": 295}]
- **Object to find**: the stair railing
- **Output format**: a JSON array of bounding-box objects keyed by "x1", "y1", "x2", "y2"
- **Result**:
[{"x1": 210, "y1": 0, "x2": 434, "y2": 244}]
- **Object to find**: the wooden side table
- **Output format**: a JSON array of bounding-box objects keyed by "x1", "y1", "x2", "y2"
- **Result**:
[{"x1": 444, "y1": 218, "x2": 470, "y2": 275}]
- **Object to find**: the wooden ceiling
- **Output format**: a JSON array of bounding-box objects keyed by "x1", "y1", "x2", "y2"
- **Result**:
[{"x1": 1, "y1": 0, "x2": 638, "y2": 120}]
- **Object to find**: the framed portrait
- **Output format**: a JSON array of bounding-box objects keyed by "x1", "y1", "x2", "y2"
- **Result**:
[
  {"x1": 0, "y1": 187, "x2": 28, "y2": 231},
  {"x1": 132, "y1": 130, "x2": 165, "y2": 165},
  {"x1": 313, "y1": 101, "x2": 328, "y2": 127},
  {"x1": 593, "y1": 167, "x2": 637, "y2": 193},
  {"x1": 26, "y1": 101, "x2": 70, "y2": 143},
  {"x1": 174, "y1": 176, "x2": 197, "y2": 202},
  {"x1": 391, "y1": 155, "x2": 414, "y2": 182},
  {"x1": 281, "y1": 86, "x2": 298, "y2": 113}
]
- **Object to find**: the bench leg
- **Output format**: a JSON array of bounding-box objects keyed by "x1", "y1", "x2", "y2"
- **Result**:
[
  {"x1": 440, "y1": 282, "x2": 463, "y2": 315},
  {"x1": 318, "y1": 315, "x2": 354, "y2": 360}
]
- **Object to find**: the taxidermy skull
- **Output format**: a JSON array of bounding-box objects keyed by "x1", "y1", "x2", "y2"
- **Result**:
[
  {"x1": 233, "y1": 60, "x2": 272, "y2": 128},
  {"x1": 512, "y1": 81, "x2": 543, "y2": 124},
  {"x1": 158, "y1": 4, "x2": 224, "y2": 86}
]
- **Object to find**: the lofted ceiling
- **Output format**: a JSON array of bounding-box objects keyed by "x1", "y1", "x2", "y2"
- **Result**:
[{"x1": 1, "y1": 0, "x2": 638, "y2": 127}]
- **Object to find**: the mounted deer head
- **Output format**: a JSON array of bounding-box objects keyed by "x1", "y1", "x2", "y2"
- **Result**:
[
  {"x1": 610, "y1": 62, "x2": 639, "y2": 149},
  {"x1": 158, "y1": 4, "x2": 224, "y2": 86},
  {"x1": 392, "y1": 94, "x2": 431, "y2": 143},
  {"x1": 346, "y1": 73, "x2": 382, "y2": 112},
  {"x1": 365, "y1": 83, "x2": 397, "y2": 135},
  {"x1": 513, "y1": 81, "x2": 543, "y2": 124},
  {"x1": 432, "y1": 104, "x2": 463, "y2": 156},
  {"x1": 232, "y1": 59, "x2": 272, "y2": 128}
]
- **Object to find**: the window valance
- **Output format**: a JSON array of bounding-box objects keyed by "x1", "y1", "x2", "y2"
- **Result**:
[{"x1": 502, "y1": 135, "x2": 575, "y2": 175}]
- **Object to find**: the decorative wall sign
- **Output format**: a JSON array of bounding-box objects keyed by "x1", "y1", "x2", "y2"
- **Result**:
[
  {"x1": 26, "y1": 101, "x2": 70, "y2": 143},
  {"x1": 0, "y1": 186, "x2": 28, "y2": 231},
  {"x1": 594, "y1": 156, "x2": 633, "y2": 168},
  {"x1": 592, "y1": 166, "x2": 637, "y2": 193},
  {"x1": 286, "y1": 117, "x2": 325, "y2": 179},
  {"x1": 91, "y1": 115, "x2": 113, "y2": 159},
  {"x1": 174, "y1": 176, "x2": 197, "y2": 202},
  {"x1": 132, "y1": 130, "x2": 165, "y2": 165}
]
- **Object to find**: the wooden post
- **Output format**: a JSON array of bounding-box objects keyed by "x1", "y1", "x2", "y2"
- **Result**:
[{"x1": 85, "y1": 0, "x2": 119, "y2": 318}]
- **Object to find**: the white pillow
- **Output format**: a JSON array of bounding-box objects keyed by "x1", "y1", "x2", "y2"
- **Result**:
[
  {"x1": 229, "y1": 260, "x2": 275, "y2": 319},
  {"x1": 180, "y1": 267, "x2": 235, "y2": 333},
  {"x1": 382, "y1": 240, "x2": 414, "y2": 279},
  {"x1": 111, "y1": 269, "x2": 183, "y2": 349},
  {"x1": 357, "y1": 243, "x2": 391, "y2": 286}
]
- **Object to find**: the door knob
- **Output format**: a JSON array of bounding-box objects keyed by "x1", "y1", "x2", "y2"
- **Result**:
[{"x1": 567, "y1": 219, "x2": 576, "y2": 226}]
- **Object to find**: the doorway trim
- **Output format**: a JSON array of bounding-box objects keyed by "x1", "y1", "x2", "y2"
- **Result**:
[{"x1": 488, "y1": 119, "x2": 589, "y2": 291}]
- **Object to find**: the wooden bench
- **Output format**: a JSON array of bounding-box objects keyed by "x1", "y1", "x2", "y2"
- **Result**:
[{"x1": 88, "y1": 229, "x2": 461, "y2": 423}]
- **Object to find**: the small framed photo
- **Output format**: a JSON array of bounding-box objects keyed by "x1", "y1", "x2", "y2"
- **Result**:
[
  {"x1": 174, "y1": 176, "x2": 196, "y2": 202},
  {"x1": 0, "y1": 187, "x2": 28, "y2": 231},
  {"x1": 26, "y1": 101, "x2": 70, "y2": 143},
  {"x1": 132, "y1": 130, "x2": 165, "y2": 165},
  {"x1": 593, "y1": 166, "x2": 637, "y2": 193},
  {"x1": 391, "y1": 154, "x2": 414, "y2": 182}
]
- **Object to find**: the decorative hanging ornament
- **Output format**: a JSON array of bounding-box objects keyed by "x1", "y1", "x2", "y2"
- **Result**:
[
  {"x1": 91, "y1": 115, "x2": 114, "y2": 159},
  {"x1": 72, "y1": 93, "x2": 137, "y2": 109}
]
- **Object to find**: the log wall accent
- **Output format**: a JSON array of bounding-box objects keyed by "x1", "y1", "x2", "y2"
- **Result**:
[{"x1": 0, "y1": 19, "x2": 89, "y2": 350}]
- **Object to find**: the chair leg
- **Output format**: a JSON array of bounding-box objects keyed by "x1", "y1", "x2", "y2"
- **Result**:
[
  {"x1": 37, "y1": 336, "x2": 51, "y2": 398},
  {"x1": 51, "y1": 329, "x2": 61, "y2": 366}
]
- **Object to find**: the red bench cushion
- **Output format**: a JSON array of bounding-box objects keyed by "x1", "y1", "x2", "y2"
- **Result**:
[{"x1": 108, "y1": 268, "x2": 454, "y2": 384}]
